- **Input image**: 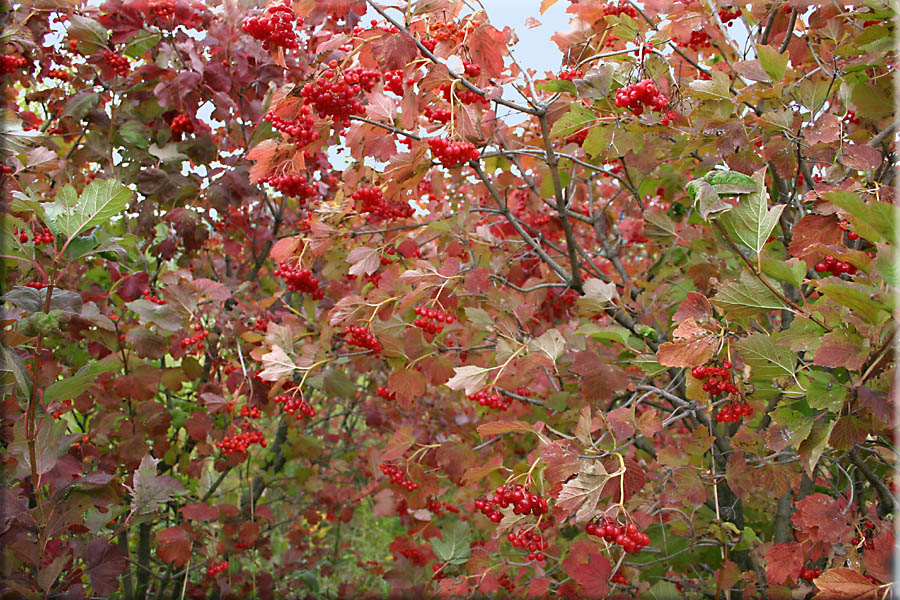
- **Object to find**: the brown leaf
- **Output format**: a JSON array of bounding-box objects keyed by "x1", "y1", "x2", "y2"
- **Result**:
[
  {"x1": 788, "y1": 215, "x2": 843, "y2": 266},
  {"x1": 179, "y1": 502, "x2": 218, "y2": 522},
  {"x1": 555, "y1": 459, "x2": 609, "y2": 524},
  {"x1": 764, "y1": 542, "x2": 804, "y2": 585},
  {"x1": 657, "y1": 336, "x2": 717, "y2": 368},
  {"x1": 840, "y1": 145, "x2": 882, "y2": 171},
  {"x1": 862, "y1": 529, "x2": 893, "y2": 583},
  {"x1": 812, "y1": 568, "x2": 881, "y2": 600},
  {"x1": 813, "y1": 329, "x2": 869, "y2": 370},
  {"x1": 435, "y1": 443, "x2": 475, "y2": 485},
  {"x1": 381, "y1": 425, "x2": 414, "y2": 462},
  {"x1": 156, "y1": 526, "x2": 191, "y2": 567},
  {"x1": 673, "y1": 292, "x2": 714, "y2": 324},
  {"x1": 468, "y1": 23, "x2": 507, "y2": 78}
]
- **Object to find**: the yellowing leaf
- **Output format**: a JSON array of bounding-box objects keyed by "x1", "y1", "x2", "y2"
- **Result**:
[{"x1": 445, "y1": 365, "x2": 491, "y2": 395}]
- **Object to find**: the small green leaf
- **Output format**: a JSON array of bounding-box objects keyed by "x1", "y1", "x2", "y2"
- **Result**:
[
  {"x1": 123, "y1": 31, "x2": 161, "y2": 59},
  {"x1": 761, "y1": 256, "x2": 806, "y2": 288},
  {"x1": 717, "y1": 168, "x2": 785, "y2": 258},
  {"x1": 550, "y1": 103, "x2": 594, "y2": 139},
  {"x1": 430, "y1": 521, "x2": 471, "y2": 564},
  {"x1": 735, "y1": 332, "x2": 797, "y2": 382},
  {"x1": 702, "y1": 170, "x2": 757, "y2": 195},
  {"x1": 712, "y1": 272, "x2": 788, "y2": 318},
  {"x1": 536, "y1": 79, "x2": 577, "y2": 94},
  {"x1": 756, "y1": 44, "x2": 788, "y2": 81},
  {"x1": 687, "y1": 71, "x2": 732, "y2": 101},
  {"x1": 44, "y1": 358, "x2": 120, "y2": 405},
  {"x1": 46, "y1": 179, "x2": 133, "y2": 243},
  {"x1": 687, "y1": 179, "x2": 731, "y2": 220},
  {"x1": 804, "y1": 371, "x2": 847, "y2": 412}
]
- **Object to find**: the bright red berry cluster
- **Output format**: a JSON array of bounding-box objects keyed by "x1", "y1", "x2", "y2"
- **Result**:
[
  {"x1": 468, "y1": 389, "x2": 512, "y2": 410},
  {"x1": 264, "y1": 106, "x2": 319, "y2": 147},
  {"x1": 428, "y1": 137, "x2": 479, "y2": 167},
  {"x1": 170, "y1": 114, "x2": 194, "y2": 136},
  {"x1": 423, "y1": 106, "x2": 451, "y2": 123},
  {"x1": 814, "y1": 254, "x2": 858, "y2": 276},
  {"x1": 425, "y1": 499, "x2": 459, "y2": 516},
  {"x1": 24, "y1": 281, "x2": 48, "y2": 290},
  {"x1": 344, "y1": 325, "x2": 382, "y2": 355},
  {"x1": 180, "y1": 324, "x2": 209, "y2": 352},
  {"x1": 273, "y1": 261, "x2": 324, "y2": 298},
  {"x1": 843, "y1": 110, "x2": 860, "y2": 125},
  {"x1": 216, "y1": 427, "x2": 266, "y2": 454},
  {"x1": 611, "y1": 572, "x2": 629, "y2": 585},
  {"x1": 1, "y1": 55, "x2": 28, "y2": 75},
  {"x1": 851, "y1": 519, "x2": 877, "y2": 550},
  {"x1": 478, "y1": 484, "x2": 550, "y2": 518},
  {"x1": 839, "y1": 220, "x2": 868, "y2": 244},
  {"x1": 558, "y1": 69, "x2": 584, "y2": 81},
  {"x1": 241, "y1": 1, "x2": 302, "y2": 50},
  {"x1": 239, "y1": 405, "x2": 261, "y2": 419},
  {"x1": 0, "y1": 164, "x2": 12, "y2": 175},
  {"x1": 462, "y1": 60, "x2": 481, "y2": 77},
  {"x1": 691, "y1": 364, "x2": 739, "y2": 396},
  {"x1": 352, "y1": 186, "x2": 414, "y2": 221},
  {"x1": 376, "y1": 385, "x2": 396, "y2": 401},
  {"x1": 274, "y1": 393, "x2": 316, "y2": 419},
  {"x1": 507, "y1": 528, "x2": 548, "y2": 562},
  {"x1": 718, "y1": 7, "x2": 742, "y2": 23},
  {"x1": 24, "y1": 228, "x2": 55, "y2": 246},
  {"x1": 379, "y1": 462, "x2": 419, "y2": 491},
  {"x1": 716, "y1": 400, "x2": 753, "y2": 423},
  {"x1": 206, "y1": 561, "x2": 228, "y2": 577},
  {"x1": 586, "y1": 518, "x2": 650, "y2": 554},
  {"x1": 300, "y1": 67, "x2": 378, "y2": 124},
  {"x1": 258, "y1": 173, "x2": 317, "y2": 201},
  {"x1": 254, "y1": 318, "x2": 268, "y2": 332},
  {"x1": 615, "y1": 79, "x2": 668, "y2": 116},
  {"x1": 103, "y1": 51, "x2": 130, "y2": 77},
  {"x1": 47, "y1": 68, "x2": 69, "y2": 81},
  {"x1": 142, "y1": 290, "x2": 166, "y2": 305},
  {"x1": 438, "y1": 82, "x2": 488, "y2": 106},
  {"x1": 799, "y1": 567, "x2": 822, "y2": 581},
  {"x1": 602, "y1": 1, "x2": 637, "y2": 17},
  {"x1": 149, "y1": 0, "x2": 175, "y2": 19},
  {"x1": 682, "y1": 30, "x2": 712, "y2": 50},
  {"x1": 383, "y1": 69, "x2": 405, "y2": 95},
  {"x1": 413, "y1": 305, "x2": 454, "y2": 334}
]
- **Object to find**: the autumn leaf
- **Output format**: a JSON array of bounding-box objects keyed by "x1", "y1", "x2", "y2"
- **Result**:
[
  {"x1": 258, "y1": 345, "x2": 296, "y2": 381},
  {"x1": 764, "y1": 542, "x2": 803, "y2": 585},
  {"x1": 445, "y1": 365, "x2": 491, "y2": 395},
  {"x1": 812, "y1": 568, "x2": 882, "y2": 600},
  {"x1": 156, "y1": 526, "x2": 191, "y2": 567},
  {"x1": 129, "y1": 455, "x2": 184, "y2": 514},
  {"x1": 555, "y1": 459, "x2": 609, "y2": 524}
]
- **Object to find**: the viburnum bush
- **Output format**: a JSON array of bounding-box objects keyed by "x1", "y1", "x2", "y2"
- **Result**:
[{"x1": 0, "y1": 0, "x2": 896, "y2": 598}]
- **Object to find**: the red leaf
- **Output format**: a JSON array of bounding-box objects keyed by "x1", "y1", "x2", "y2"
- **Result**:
[
  {"x1": 600, "y1": 457, "x2": 645, "y2": 503},
  {"x1": 840, "y1": 144, "x2": 882, "y2": 171},
  {"x1": 764, "y1": 542, "x2": 804, "y2": 585},
  {"x1": 528, "y1": 577, "x2": 551, "y2": 597},
  {"x1": 369, "y1": 31, "x2": 418, "y2": 71},
  {"x1": 388, "y1": 368, "x2": 426, "y2": 405},
  {"x1": 179, "y1": 502, "x2": 218, "y2": 522},
  {"x1": 792, "y1": 493, "x2": 851, "y2": 544},
  {"x1": 562, "y1": 539, "x2": 611, "y2": 599},
  {"x1": 81, "y1": 539, "x2": 126, "y2": 596},
  {"x1": 118, "y1": 272, "x2": 149, "y2": 301},
  {"x1": 184, "y1": 411, "x2": 213, "y2": 442},
  {"x1": 673, "y1": 291, "x2": 714, "y2": 323},
  {"x1": 477, "y1": 420, "x2": 537, "y2": 437},
  {"x1": 435, "y1": 442, "x2": 475, "y2": 485},
  {"x1": 381, "y1": 425, "x2": 414, "y2": 462},
  {"x1": 813, "y1": 568, "x2": 881, "y2": 600},
  {"x1": 657, "y1": 336, "x2": 718, "y2": 368},
  {"x1": 156, "y1": 526, "x2": 191, "y2": 566},
  {"x1": 468, "y1": 24, "x2": 507, "y2": 78},
  {"x1": 788, "y1": 215, "x2": 843, "y2": 267},
  {"x1": 541, "y1": 439, "x2": 580, "y2": 492},
  {"x1": 862, "y1": 529, "x2": 893, "y2": 583},
  {"x1": 813, "y1": 330, "x2": 869, "y2": 370}
]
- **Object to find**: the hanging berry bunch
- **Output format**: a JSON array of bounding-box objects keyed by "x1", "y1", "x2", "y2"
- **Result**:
[
  {"x1": 507, "y1": 528, "x2": 548, "y2": 562},
  {"x1": 352, "y1": 186, "x2": 414, "y2": 222},
  {"x1": 376, "y1": 385, "x2": 396, "y2": 401},
  {"x1": 274, "y1": 392, "x2": 316, "y2": 419},
  {"x1": 428, "y1": 137, "x2": 480, "y2": 167},
  {"x1": 379, "y1": 462, "x2": 419, "y2": 491},
  {"x1": 477, "y1": 483, "x2": 550, "y2": 518},
  {"x1": 586, "y1": 518, "x2": 650, "y2": 554},
  {"x1": 216, "y1": 425, "x2": 266, "y2": 454},
  {"x1": 264, "y1": 106, "x2": 320, "y2": 148},
  {"x1": 1, "y1": 55, "x2": 28, "y2": 75},
  {"x1": 602, "y1": 1, "x2": 638, "y2": 18},
  {"x1": 468, "y1": 389, "x2": 512, "y2": 411},
  {"x1": 180, "y1": 323, "x2": 209, "y2": 354},
  {"x1": 413, "y1": 304, "x2": 454, "y2": 334},
  {"x1": 344, "y1": 325, "x2": 382, "y2": 355},
  {"x1": 615, "y1": 79, "x2": 669, "y2": 116},
  {"x1": 273, "y1": 260, "x2": 324, "y2": 298},
  {"x1": 206, "y1": 561, "x2": 228, "y2": 577},
  {"x1": 259, "y1": 173, "x2": 317, "y2": 202},
  {"x1": 300, "y1": 64, "x2": 380, "y2": 125},
  {"x1": 102, "y1": 51, "x2": 130, "y2": 77},
  {"x1": 690, "y1": 362, "x2": 752, "y2": 423},
  {"x1": 169, "y1": 113, "x2": 194, "y2": 139},
  {"x1": 241, "y1": 1, "x2": 303, "y2": 51}
]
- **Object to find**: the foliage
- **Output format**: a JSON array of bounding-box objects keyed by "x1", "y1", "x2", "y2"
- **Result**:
[{"x1": 0, "y1": 0, "x2": 896, "y2": 598}]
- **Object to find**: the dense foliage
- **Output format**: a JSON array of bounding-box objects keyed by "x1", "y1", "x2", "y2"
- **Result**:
[{"x1": 1, "y1": 0, "x2": 896, "y2": 598}]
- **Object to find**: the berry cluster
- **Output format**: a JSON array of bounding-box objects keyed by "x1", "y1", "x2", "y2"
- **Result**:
[
  {"x1": 24, "y1": 281, "x2": 48, "y2": 290},
  {"x1": 586, "y1": 518, "x2": 650, "y2": 554},
  {"x1": 469, "y1": 389, "x2": 512, "y2": 411},
  {"x1": 264, "y1": 106, "x2": 319, "y2": 147},
  {"x1": 216, "y1": 427, "x2": 266, "y2": 454},
  {"x1": 344, "y1": 325, "x2": 382, "y2": 355},
  {"x1": 379, "y1": 462, "x2": 419, "y2": 491},
  {"x1": 206, "y1": 561, "x2": 228, "y2": 577},
  {"x1": 428, "y1": 21, "x2": 465, "y2": 45},
  {"x1": 428, "y1": 137, "x2": 479, "y2": 167},
  {"x1": 602, "y1": 1, "x2": 638, "y2": 17},
  {"x1": 273, "y1": 261, "x2": 323, "y2": 298},
  {"x1": 383, "y1": 69, "x2": 406, "y2": 95},
  {"x1": 274, "y1": 393, "x2": 316, "y2": 419},
  {"x1": 477, "y1": 484, "x2": 550, "y2": 519},
  {"x1": 47, "y1": 68, "x2": 69, "y2": 81},
  {"x1": 413, "y1": 305, "x2": 454, "y2": 334},
  {"x1": 20, "y1": 228, "x2": 54, "y2": 246},
  {"x1": 1, "y1": 55, "x2": 28, "y2": 75},
  {"x1": 691, "y1": 364, "x2": 739, "y2": 396},
  {"x1": 170, "y1": 114, "x2": 194, "y2": 136},
  {"x1": 376, "y1": 385, "x2": 396, "y2": 401},
  {"x1": 716, "y1": 400, "x2": 753, "y2": 423},
  {"x1": 103, "y1": 51, "x2": 130, "y2": 77},
  {"x1": 507, "y1": 528, "x2": 548, "y2": 562},
  {"x1": 799, "y1": 567, "x2": 822, "y2": 581},
  {"x1": 239, "y1": 405, "x2": 261, "y2": 419},
  {"x1": 615, "y1": 79, "x2": 668, "y2": 116},
  {"x1": 423, "y1": 106, "x2": 451, "y2": 123},
  {"x1": 0, "y1": 164, "x2": 12, "y2": 175},
  {"x1": 814, "y1": 254, "x2": 858, "y2": 276},
  {"x1": 180, "y1": 325, "x2": 209, "y2": 353},
  {"x1": 718, "y1": 7, "x2": 742, "y2": 23},
  {"x1": 682, "y1": 30, "x2": 712, "y2": 50},
  {"x1": 852, "y1": 519, "x2": 877, "y2": 550},
  {"x1": 438, "y1": 82, "x2": 489, "y2": 106},
  {"x1": 843, "y1": 110, "x2": 860, "y2": 125},
  {"x1": 259, "y1": 173, "x2": 317, "y2": 201},
  {"x1": 241, "y1": 1, "x2": 302, "y2": 50},
  {"x1": 253, "y1": 318, "x2": 269, "y2": 332},
  {"x1": 425, "y1": 499, "x2": 460, "y2": 516},
  {"x1": 558, "y1": 69, "x2": 584, "y2": 81},
  {"x1": 142, "y1": 290, "x2": 166, "y2": 305},
  {"x1": 149, "y1": 0, "x2": 175, "y2": 19},
  {"x1": 300, "y1": 67, "x2": 377, "y2": 124},
  {"x1": 352, "y1": 186, "x2": 414, "y2": 221},
  {"x1": 839, "y1": 220, "x2": 864, "y2": 242}
]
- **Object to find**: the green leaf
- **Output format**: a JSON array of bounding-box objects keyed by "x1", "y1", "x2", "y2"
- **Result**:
[
  {"x1": 126, "y1": 299, "x2": 185, "y2": 331},
  {"x1": 717, "y1": 168, "x2": 785, "y2": 257},
  {"x1": 550, "y1": 103, "x2": 594, "y2": 139},
  {"x1": 578, "y1": 323, "x2": 637, "y2": 348},
  {"x1": 123, "y1": 31, "x2": 161, "y2": 59},
  {"x1": 66, "y1": 14, "x2": 108, "y2": 49},
  {"x1": 875, "y1": 245, "x2": 899, "y2": 286},
  {"x1": 687, "y1": 71, "x2": 732, "y2": 101},
  {"x1": 761, "y1": 256, "x2": 806, "y2": 288},
  {"x1": 687, "y1": 179, "x2": 731, "y2": 220},
  {"x1": 130, "y1": 455, "x2": 185, "y2": 514},
  {"x1": 44, "y1": 358, "x2": 120, "y2": 404},
  {"x1": 118, "y1": 121, "x2": 150, "y2": 149},
  {"x1": 711, "y1": 272, "x2": 788, "y2": 318},
  {"x1": 823, "y1": 191, "x2": 897, "y2": 244},
  {"x1": 430, "y1": 520, "x2": 471, "y2": 564},
  {"x1": 797, "y1": 416, "x2": 837, "y2": 476},
  {"x1": 735, "y1": 332, "x2": 797, "y2": 382},
  {"x1": 45, "y1": 179, "x2": 133, "y2": 243},
  {"x1": 60, "y1": 90, "x2": 100, "y2": 121},
  {"x1": 804, "y1": 371, "x2": 847, "y2": 412},
  {"x1": 0, "y1": 344, "x2": 31, "y2": 399},
  {"x1": 756, "y1": 44, "x2": 788, "y2": 81},
  {"x1": 702, "y1": 170, "x2": 757, "y2": 195},
  {"x1": 633, "y1": 354, "x2": 667, "y2": 377},
  {"x1": 817, "y1": 280, "x2": 891, "y2": 325},
  {"x1": 582, "y1": 124, "x2": 611, "y2": 159},
  {"x1": 794, "y1": 77, "x2": 830, "y2": 114},
  {"x1": 536, "y1": 79, "x2": 577, "y2": 94}
]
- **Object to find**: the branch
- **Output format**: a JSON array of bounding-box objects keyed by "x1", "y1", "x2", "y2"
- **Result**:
[
  {"x1": 868, "y1": 119, "x2": 899, "y2": 147},
  {"x1": 779, "y1": 8, "x2": 798, "y2": 54},
  {"x1": 348, "y1": 114, "x2": 421, "y2": 140},
  {"x1": 848, "y1": 446, "x2": 898, "y2": 514}
]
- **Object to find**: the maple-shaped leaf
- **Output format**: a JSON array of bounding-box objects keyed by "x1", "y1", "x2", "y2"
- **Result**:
[
  {"x1": 528, "y1": 328, "x2": 566, "y2": 363},
  {"x1": 657, "y1": 317, "x2": 718, "y2": 368},
  {"x1": 792, "y1": 493, "x2": 851, "y2": 544},
  {"x1": 717, "y1": 168, "x2": 785, "y2": 258},
  {"x1": 156, "y1": 525, "x2": 191, "y2": 567},
  {"x1": 555, "y1": 459, "x2": 609, "y2": 524},
  {"x1": 764, "y1": 542, "x2": 803, "y2": 585},
  {"x1": 735, "y1": 332, "x2": 797, "y2": 382},
  {"x1": 347, "y1": 246, "x2": 381, "y2": 277},
  {"x1": 445, "y1": 365, "x2": 491, "y2": 395},
  {"x1": 862, "y1": 529, "x2": 893, "y2": 584},
  {"x1": 562, "y1": 539, "x2": 611, "y2": 599},
  {"x1": 369, "y1": 30, "x2": 418, "y2": 70},
  {"x1": 687, "y1": 179, "x2": 732, "y2": 220},
  {"x1": 430, "y1": 520, "x2": 471, "y2": 564},
  {"x1": 600, "y1": 456, "x2": 646, "y2": 503},
  {"x1": 258, "y1": 345, "x2": 296, "y2": 381},
  {"x1": 673, "y1": 292, "x2": 714, "y2": 323},
  {"x1": 712, "y1": 271, "x2": 788, "y2": 318},
  {"x1": 129, "y1": 455, "x2": 184, "y2": 514},
  {"x1": 467, "y1": 23, "x2": 506, "y2": 78},
  {"x1": 435, "y1": 443, "x2": 475, "y2": 485},
  {"x1": 380, "y1": 425, "x2": 414, "y2": 462},
  {"x1": 576, "y1": 278, "x2": 618, "y2": 313},
  {"x1": 812, "y1": 329, "x2": 869, "y2": 370},
  {"x1": 812, "y1": 568, "x2": 882, "y2": 600},
  {"x1": 80, "y1": 538, "x2": 126, "y2": 596},
  {"x1": 541, "y1": 439, "x2": 580, "y2": 491}
]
